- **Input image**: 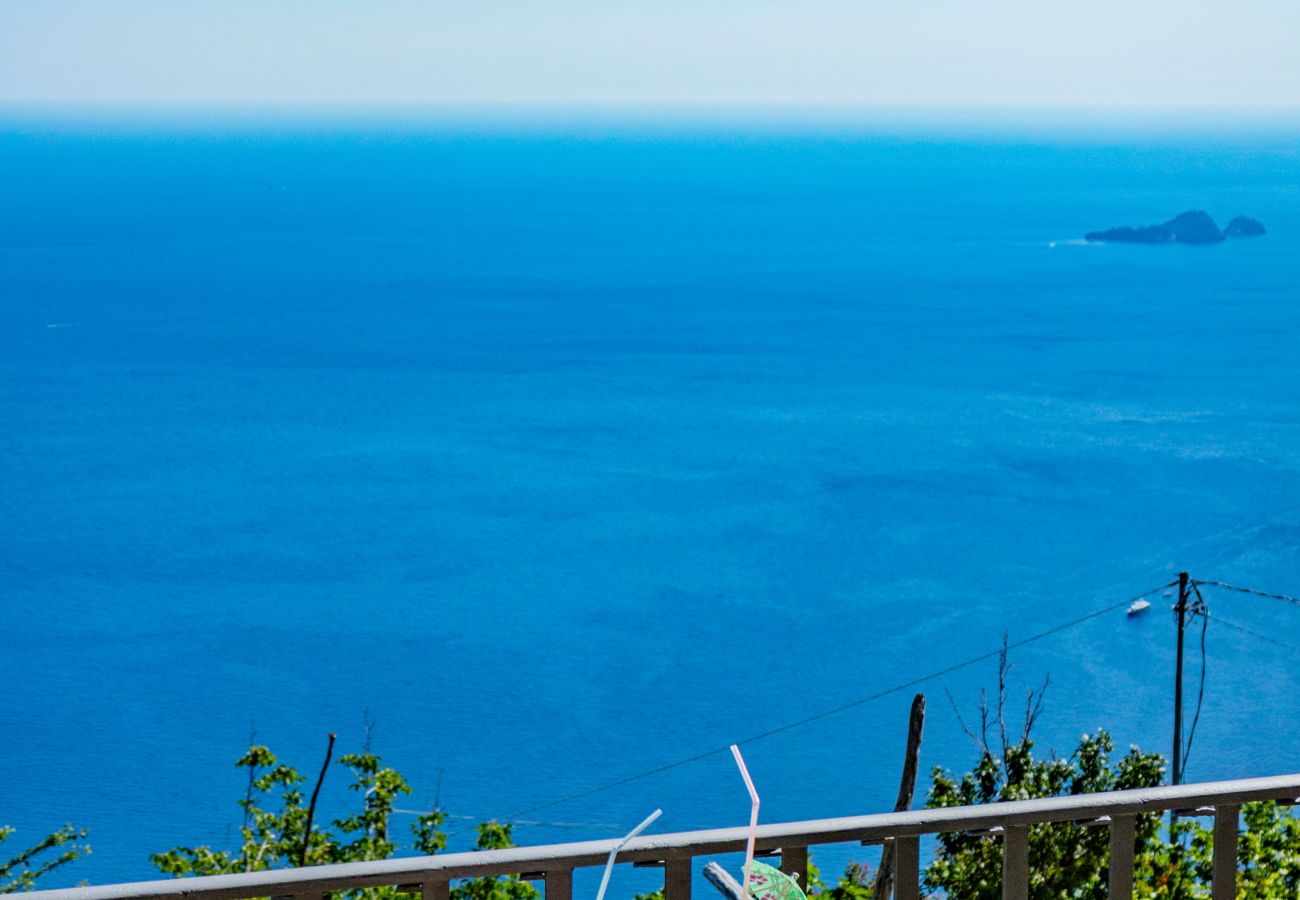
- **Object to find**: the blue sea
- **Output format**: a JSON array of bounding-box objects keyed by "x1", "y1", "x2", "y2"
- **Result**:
[{"x1": 3, "y1": 108, "x2": 1300, "y2": 890}]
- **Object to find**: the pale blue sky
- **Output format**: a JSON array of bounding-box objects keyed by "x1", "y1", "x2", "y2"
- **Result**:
[{"x1": 2, "y1": 0, "x2": 1298, "y2": 106}]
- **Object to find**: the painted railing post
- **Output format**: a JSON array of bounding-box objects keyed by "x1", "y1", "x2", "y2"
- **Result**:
[
  {"x1": 664, "y1": 858, "x2": 692, "y2": 900},
  {"x1": 1002, "y1": 825, "x2": 1029, "y2": 900},
  {"x1": 1212, "y1": 805, "x2": 1238, "y2": 900},
  {"x1": 1107, "y1": 815, "x2": 1136, "y2": 900},
  {"x1": 893, "y1": 835, "x2": 920, "y2": 900},
  {"x1": 780, "y1": 846, "x2": 808, "y2": 889},
  {"x1": 422, "y1": 879, "x2": 450, "y2": 900},
  {"x1": 546, "y1": 869, "x2": 573, "y2": 900}
]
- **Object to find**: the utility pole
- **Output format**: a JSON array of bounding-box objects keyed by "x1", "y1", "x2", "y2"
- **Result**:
[{"x1": 1171, "y1": 571, "x2": 1190, "y2": 787}]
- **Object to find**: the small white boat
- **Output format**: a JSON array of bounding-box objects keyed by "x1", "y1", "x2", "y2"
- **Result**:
[
  {"x1": 1162, "y1": 589, "x2": 1174, "y2": 598},
  {"x1": 1127, "y1": 599, "x2": 1152, "y2": 616}
]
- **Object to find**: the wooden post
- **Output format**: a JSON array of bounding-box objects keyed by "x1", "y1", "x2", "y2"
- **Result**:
[
  {"x1": 1108, "y1": 815, "x2": 1136, "y2": 900},
  {"x1": 1212, "y1": 806, "x2": 1239, "y2": 900},
  {"x1": 892, "y1": 836, "x2": 920, "y2": 900},
  {"x1": 871, "y1": 694, "x2": 926, "y2": 900},
  {"x1": 1002, "y1": 825, "x2": 1029, "y2": 900},
  {"x1": 664, "y1": 858, "x2": 693, "y2": 900},
  {"x1": 780, "y1": 846, "x2": 808, "y2": 888},
  {"x1": 546, "y1": 869, "x2": 573, "y2": 900}
]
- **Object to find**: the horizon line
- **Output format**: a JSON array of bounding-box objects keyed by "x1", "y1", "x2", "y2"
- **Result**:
[
  {"x1": 6, "y1": 99, "x2": 1300, "y2": 110},
  {"x1": 5, "y1": 101, "x2": 1300, "y2": 138}
]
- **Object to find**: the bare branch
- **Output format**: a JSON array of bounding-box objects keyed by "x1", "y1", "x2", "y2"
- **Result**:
[
  {"x1": 996, "y1": 633, "x2": 1011, "y2": 760},
  {"x1": 1022, "y1": 673, "x2": 1051, "y2": 742},
  {"x1": 300, "y1": 732, "x2": 337, "y2": 867},
  {"x1": 979, "y1": 687, "x2": 991, "y2": 754},
  {"x1": 872, "y1": 694, "x2": 926, "y2": 900},
  {"x1": 243, "y1": 723, "x2": 258, "y2": 831},
  {"x1": 363, "y1": 710, "x2": 376, "y2": 754},
  {"x1": 947, "y1": 688, "x2": 986, "y2": 753}
]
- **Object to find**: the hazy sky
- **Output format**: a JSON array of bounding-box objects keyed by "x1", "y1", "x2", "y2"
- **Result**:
[{"x1": 3, "y1": 0, "x2": 1299, "y2": 106}]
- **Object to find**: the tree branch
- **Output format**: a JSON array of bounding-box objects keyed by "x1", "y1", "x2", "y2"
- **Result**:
[
  {"x1": 300, "y1": 732, "x2": 337, "y2": 867},
  {"x1": 871, "y1": 694, "x2": 926, "y2": 900}
]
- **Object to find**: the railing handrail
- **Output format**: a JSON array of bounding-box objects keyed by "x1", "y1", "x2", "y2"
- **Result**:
[{"x1": 28, "y1": 773, "x2": 1300, "y2": 900}]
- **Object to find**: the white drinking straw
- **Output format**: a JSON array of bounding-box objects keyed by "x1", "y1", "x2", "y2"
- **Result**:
[
  {"x1": 731, "y1": 744, "x2": 760, "y2": 897},
  {"x1": 594, "y1": 808, "x2": 663, "y2": 900}
]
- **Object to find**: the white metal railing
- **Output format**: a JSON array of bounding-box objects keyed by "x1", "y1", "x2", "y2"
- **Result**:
[{"x1": 26, "y1": 774, "x2": 1300, "y2": 900}]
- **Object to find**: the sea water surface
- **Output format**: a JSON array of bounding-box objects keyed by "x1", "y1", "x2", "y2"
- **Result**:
[{"x1": 2, "y1": 109, "x2": 1300, "y2": 889}]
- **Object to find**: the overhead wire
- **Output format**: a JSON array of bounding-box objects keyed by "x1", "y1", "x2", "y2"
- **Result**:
[
  {"x1": 1192, "y1": 580, "x2": 1300, "y2": 610},
  {"x1": 1183, "y1": 576, "x2": 1300, "y2": 781},
  {"x1": 1203, "y1": 611, "x2": 1300, "y2": 656},
  {"x1": 447, "y1": 580, "x2": 1176, "y2": 837},
  {"x1": 1174, "y1": 576, "x2": 1300, "y2": 781},
  {"x1": 392, "y1": 810, "x2": 624, "y2": 830}
]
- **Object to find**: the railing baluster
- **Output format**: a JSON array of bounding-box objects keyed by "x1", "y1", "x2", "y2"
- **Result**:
[
  {"x1": 1107, "y1": 815, "x2": 1135, "y2": 900},
  {"x1": 780, "y1": 846, "x2": 808, "y2": 887},
  {"x1": 1002, "y1": 824, "x2": 1029, "y2": 900},
  {"x1": 894, "y1": 835, "x2": 920, "y2": 900},
  {"x1": 664, "y1": 857, "x2": 692, "y2": 900},
  {"x1": 1212, "y1": 805, "x2": 1239, "y2": 900},
  {"x1": 422, "y1": 880, "x2": 450, "y2": 900},
  {"x1": 546, "y1": 868, "x2": 573, "y2": 900}
]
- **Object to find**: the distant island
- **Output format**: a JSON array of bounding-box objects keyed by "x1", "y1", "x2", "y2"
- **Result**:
[
  {"x1": 1085, "y1": 210, "x2": 1266, "y2": 244},
  {"x1": 1224, "y1": 216, "x2": 1268, "y2": 237}
]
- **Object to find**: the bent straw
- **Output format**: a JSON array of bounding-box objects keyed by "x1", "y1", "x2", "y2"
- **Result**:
[
  {"x1": 731, "y1": 744, "x2": 760, "y2": 896},
  {"x1": 594, "y1": 808, "x2": 663, "y2": 900}
]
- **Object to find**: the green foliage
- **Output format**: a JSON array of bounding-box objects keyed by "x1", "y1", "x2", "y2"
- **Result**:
[
  {"x1": 812, "y1": 737, "x2": 1300, "y2": 900},
  {"x1": 926, "y1": 739, "x2": 1300, "y2": 900},
  {"x1": 152, "y1": 742, "x2": 538, "y2": 900},
  {"x1": 911, "y1": 649, "x2": 1300, "y2": 898},
  {"x1": 805, "y1": 858, "x2": 873, "y2": 900},
  {"x1": 1236, "y1": 801, "x2": 1300, "y2": 898},
  {"x1": 1131, "y1": 818, "x2": 1212, "y2": 899},
  {"x1": 924, "y1": 729, "x2": 1165, "y2": 899},
  {"x1": 413, "y1": 809, "x2": 449, "y2": 857},
  {"x1": 448, "y1": 822, "x2": 539, "y2": 900},
  {"x1": 1132, "y1": 804, "x2": 1300, "y2": 899},
  {"x1": 334, "y1": 751, "x2": 415, "y2": 863},
  {"x1": 0, "y1": 823, "x2": 90, "y2": 893},
  {"x1": 151, "y1": 744, "x2": 439, "y2": 879}
]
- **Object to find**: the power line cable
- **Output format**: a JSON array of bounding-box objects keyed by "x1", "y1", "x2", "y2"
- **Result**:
[
  {"x1": 392, "y1": 810, "x2": 624, "y2": 830},
  {"x1": 1192, "y1": 580, "x2": 1300, "y2": 610},
  {"x1": 1203, "y1": 612, "x2": 1300, "y2": 655},
  {"x1": 449, "y1": 580, "x2": 1174, "y2": 836}
]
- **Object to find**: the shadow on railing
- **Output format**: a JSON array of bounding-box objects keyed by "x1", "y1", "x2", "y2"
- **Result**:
[{"x1": 28, "y1": 774, "x2": 1300, "y2": 900}]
